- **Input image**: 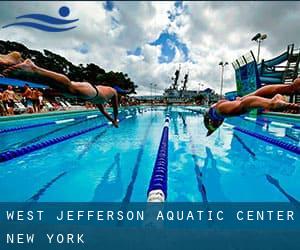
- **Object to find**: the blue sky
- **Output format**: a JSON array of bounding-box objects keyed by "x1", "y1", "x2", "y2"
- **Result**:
[
  {"x1": 126, "y1": 1, "x2": 189, "y2": 64},
  {"x1": 74, "y1": 42, "x2": 89, "y2": 54},
  {"x1": 150, "y1": 31, "x2": 189, "y2": 63},
  {"x1": 127, "y1": 31, "x2": 189, "y2": 64}
]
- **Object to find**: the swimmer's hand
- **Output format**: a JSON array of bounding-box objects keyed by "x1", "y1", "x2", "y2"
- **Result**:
[{"x1": 112, "y1": 120, "x2": 119, "y2": 128}]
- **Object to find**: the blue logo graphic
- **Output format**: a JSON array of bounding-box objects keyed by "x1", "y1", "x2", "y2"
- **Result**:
[{"x1": 2, "y1": 6, "x2": 79, "y2": 32}]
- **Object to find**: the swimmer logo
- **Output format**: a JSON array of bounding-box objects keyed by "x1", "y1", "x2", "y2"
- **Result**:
[{"x1": 2, "y1": 6, "x2": 79, "y2": 32}]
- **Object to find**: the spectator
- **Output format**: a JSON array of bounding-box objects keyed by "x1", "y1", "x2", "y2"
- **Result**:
[
  {"x1": 22, "y1": 84, "x2": 34, "y2": 113},
  {"x1": 0, "y1": 89, "x2": 7, "y2": 116},
  {"x1": 31, "y1": 88, "x2": 39, "y2": 112},
  {"x1": 37, "y1": 89, "x2": 44, "y2": 112},
  {"x1": 3, "y1": 85, "x2": 16, "y2": 115},
  {"x1": 85, "y1": 101, "x2": 93, "y2": 109}
]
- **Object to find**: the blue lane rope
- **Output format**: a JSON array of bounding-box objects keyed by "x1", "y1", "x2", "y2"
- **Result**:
[
  {"x1": 3, "y1": 116, "x2": 100, "y2": 152},
  {"x1": 234, "y1": 126, "x2": 300, "y2": 155},
  {"x1": 0, "y1": 113, "x2": 101, "y2": 134},
  {"x1": 147, "y1": 116, "x2": 170, "y2": 202},
  {"x1": 0, "y1": 113, "x2": 135, "y2": 163},
  {"x1": 0, "y1": 107, "x2": 140, "y2": 135},
  {"x1": 1, "y1": 109, "x2": 131, "y2": 152}
]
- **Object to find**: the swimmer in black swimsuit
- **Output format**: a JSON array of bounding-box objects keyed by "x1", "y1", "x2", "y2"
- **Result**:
[
  {"x1": 4, "y1": 59, "x2": 133, "y2": 127},
  {"x1": 204, "y1": 78, "x2": 300, "y2": 136}
]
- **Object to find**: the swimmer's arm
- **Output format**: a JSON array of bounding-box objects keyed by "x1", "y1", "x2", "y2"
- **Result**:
[
  {"x1": 96, "y1": 104, "x2": 118, "y2": 128},
  {"x1": 111, "y1": 92, "x2": 119, "y2": 123}
]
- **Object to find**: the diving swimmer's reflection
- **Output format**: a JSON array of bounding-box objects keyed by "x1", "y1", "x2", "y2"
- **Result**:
[
  {"x1": 178, "y1": 112, "x2": 187, "y2": 134},
  {"x1": 203, "y1": 147, "x2": 227, "y2": 201},
  {"x1": 92, "y1": 153, "x2": 123, "y2": 201}
]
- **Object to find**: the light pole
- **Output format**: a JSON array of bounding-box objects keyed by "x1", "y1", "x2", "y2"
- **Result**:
[
  {"x1": 150, "y1": 83, "x2": 153, "y2": 99},
  {"x1": 154, "y1": 84, "x2": 157, "y2": 101},
  {"x1": 219, "y1": 61, "x2": 228, "y2": 99},
  {"x1": 251, "y1": 33, "x2": 267, "y2": 63}
]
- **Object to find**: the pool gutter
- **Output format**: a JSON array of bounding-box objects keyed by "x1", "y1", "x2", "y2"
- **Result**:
[
  {"x1": 0, "y1": 109, "x2": 98, "y2": 122},
  {"x1": 261, "y1": 111, "x2": 300, "y2": 121}
]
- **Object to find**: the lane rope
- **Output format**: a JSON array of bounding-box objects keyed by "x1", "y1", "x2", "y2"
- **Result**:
[
  {"x1": 234, "y1": 126, "x2": 300, "y2": 155},
  {"x1": 0, "y1": 113, "x2": 101, "y2": 134},
  {"x1": 147, "y1": 116, "x2": 170, "y2": 202},
  {"x1": 0, "y1": 107, "x2": 145, "y2": 134},
  {"x1": 0, "y1": 112, "x2": 137, "y2": 163}
]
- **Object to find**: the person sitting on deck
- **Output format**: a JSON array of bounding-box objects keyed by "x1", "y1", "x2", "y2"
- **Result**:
[
  {"x1": 3, "y1": 58, "x2": 133, "y2": 127},
  {"x1": 204, "y1": 79, "x2": 300, "y2": 136}
]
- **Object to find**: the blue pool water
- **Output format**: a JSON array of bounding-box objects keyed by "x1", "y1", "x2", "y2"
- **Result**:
[{"x1": 0, "y1": 106, "x2": 299, "y2": 202}]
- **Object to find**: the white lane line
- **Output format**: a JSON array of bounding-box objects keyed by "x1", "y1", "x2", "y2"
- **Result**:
[
  {"x1": 270, "y1": 121, "x2": 293, "y2": 128},
  {"x1": 55, "y1": 119, "x2": 75, "y2": 124},
  {"x1": 87, "y1": 115, "x2": 98, "y2": 119}
]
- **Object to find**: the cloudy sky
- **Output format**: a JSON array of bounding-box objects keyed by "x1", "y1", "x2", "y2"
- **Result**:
[{"x1": 0, "y1": 1, "x2": 300, "y2": 95}]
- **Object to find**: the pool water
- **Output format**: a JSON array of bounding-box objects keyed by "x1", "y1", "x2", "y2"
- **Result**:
[{"x1": 0, "y1": 106, "x2": 299, "y2": 202}]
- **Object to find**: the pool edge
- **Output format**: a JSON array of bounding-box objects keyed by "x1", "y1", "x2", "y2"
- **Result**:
[
  {"x1": 0, "y1": 109, "x2": 98, "y2": 122},
  {"x1": 262, "y1": 111, "x2": 300, "y2": 121}
]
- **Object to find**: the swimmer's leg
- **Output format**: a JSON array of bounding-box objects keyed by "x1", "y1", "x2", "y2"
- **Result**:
[
  {"x1": 218, "y1": 94, "x2": 300, "y2": 115},
  {"x1": 242, "y1": 78, "x2": 300, "y2": 99},
  {"x1": 4, "y1": 59, "x2": 76, "y2": 93}
]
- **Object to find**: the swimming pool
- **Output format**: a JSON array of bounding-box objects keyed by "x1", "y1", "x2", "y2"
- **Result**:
[{"x1": 0, "y1": 106, "x2": 299, "y2": 202}]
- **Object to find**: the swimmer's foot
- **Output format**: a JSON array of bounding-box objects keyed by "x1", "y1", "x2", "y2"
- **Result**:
[
  {"x1": 3, "y1": 59, "x2": 37, "y2": 77},
  {"x1": 291, "y1": 78, "x2": 300, "y2": 93},
  {"x1": 270, "y1": 95, "x2": 300, "y2": 113},
  {"x1": 112, "y1": 119, "x2": 119, "y2": 128},
  {"x1": 0, "y1": 52, "x2": 24, "y2": 70}
]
